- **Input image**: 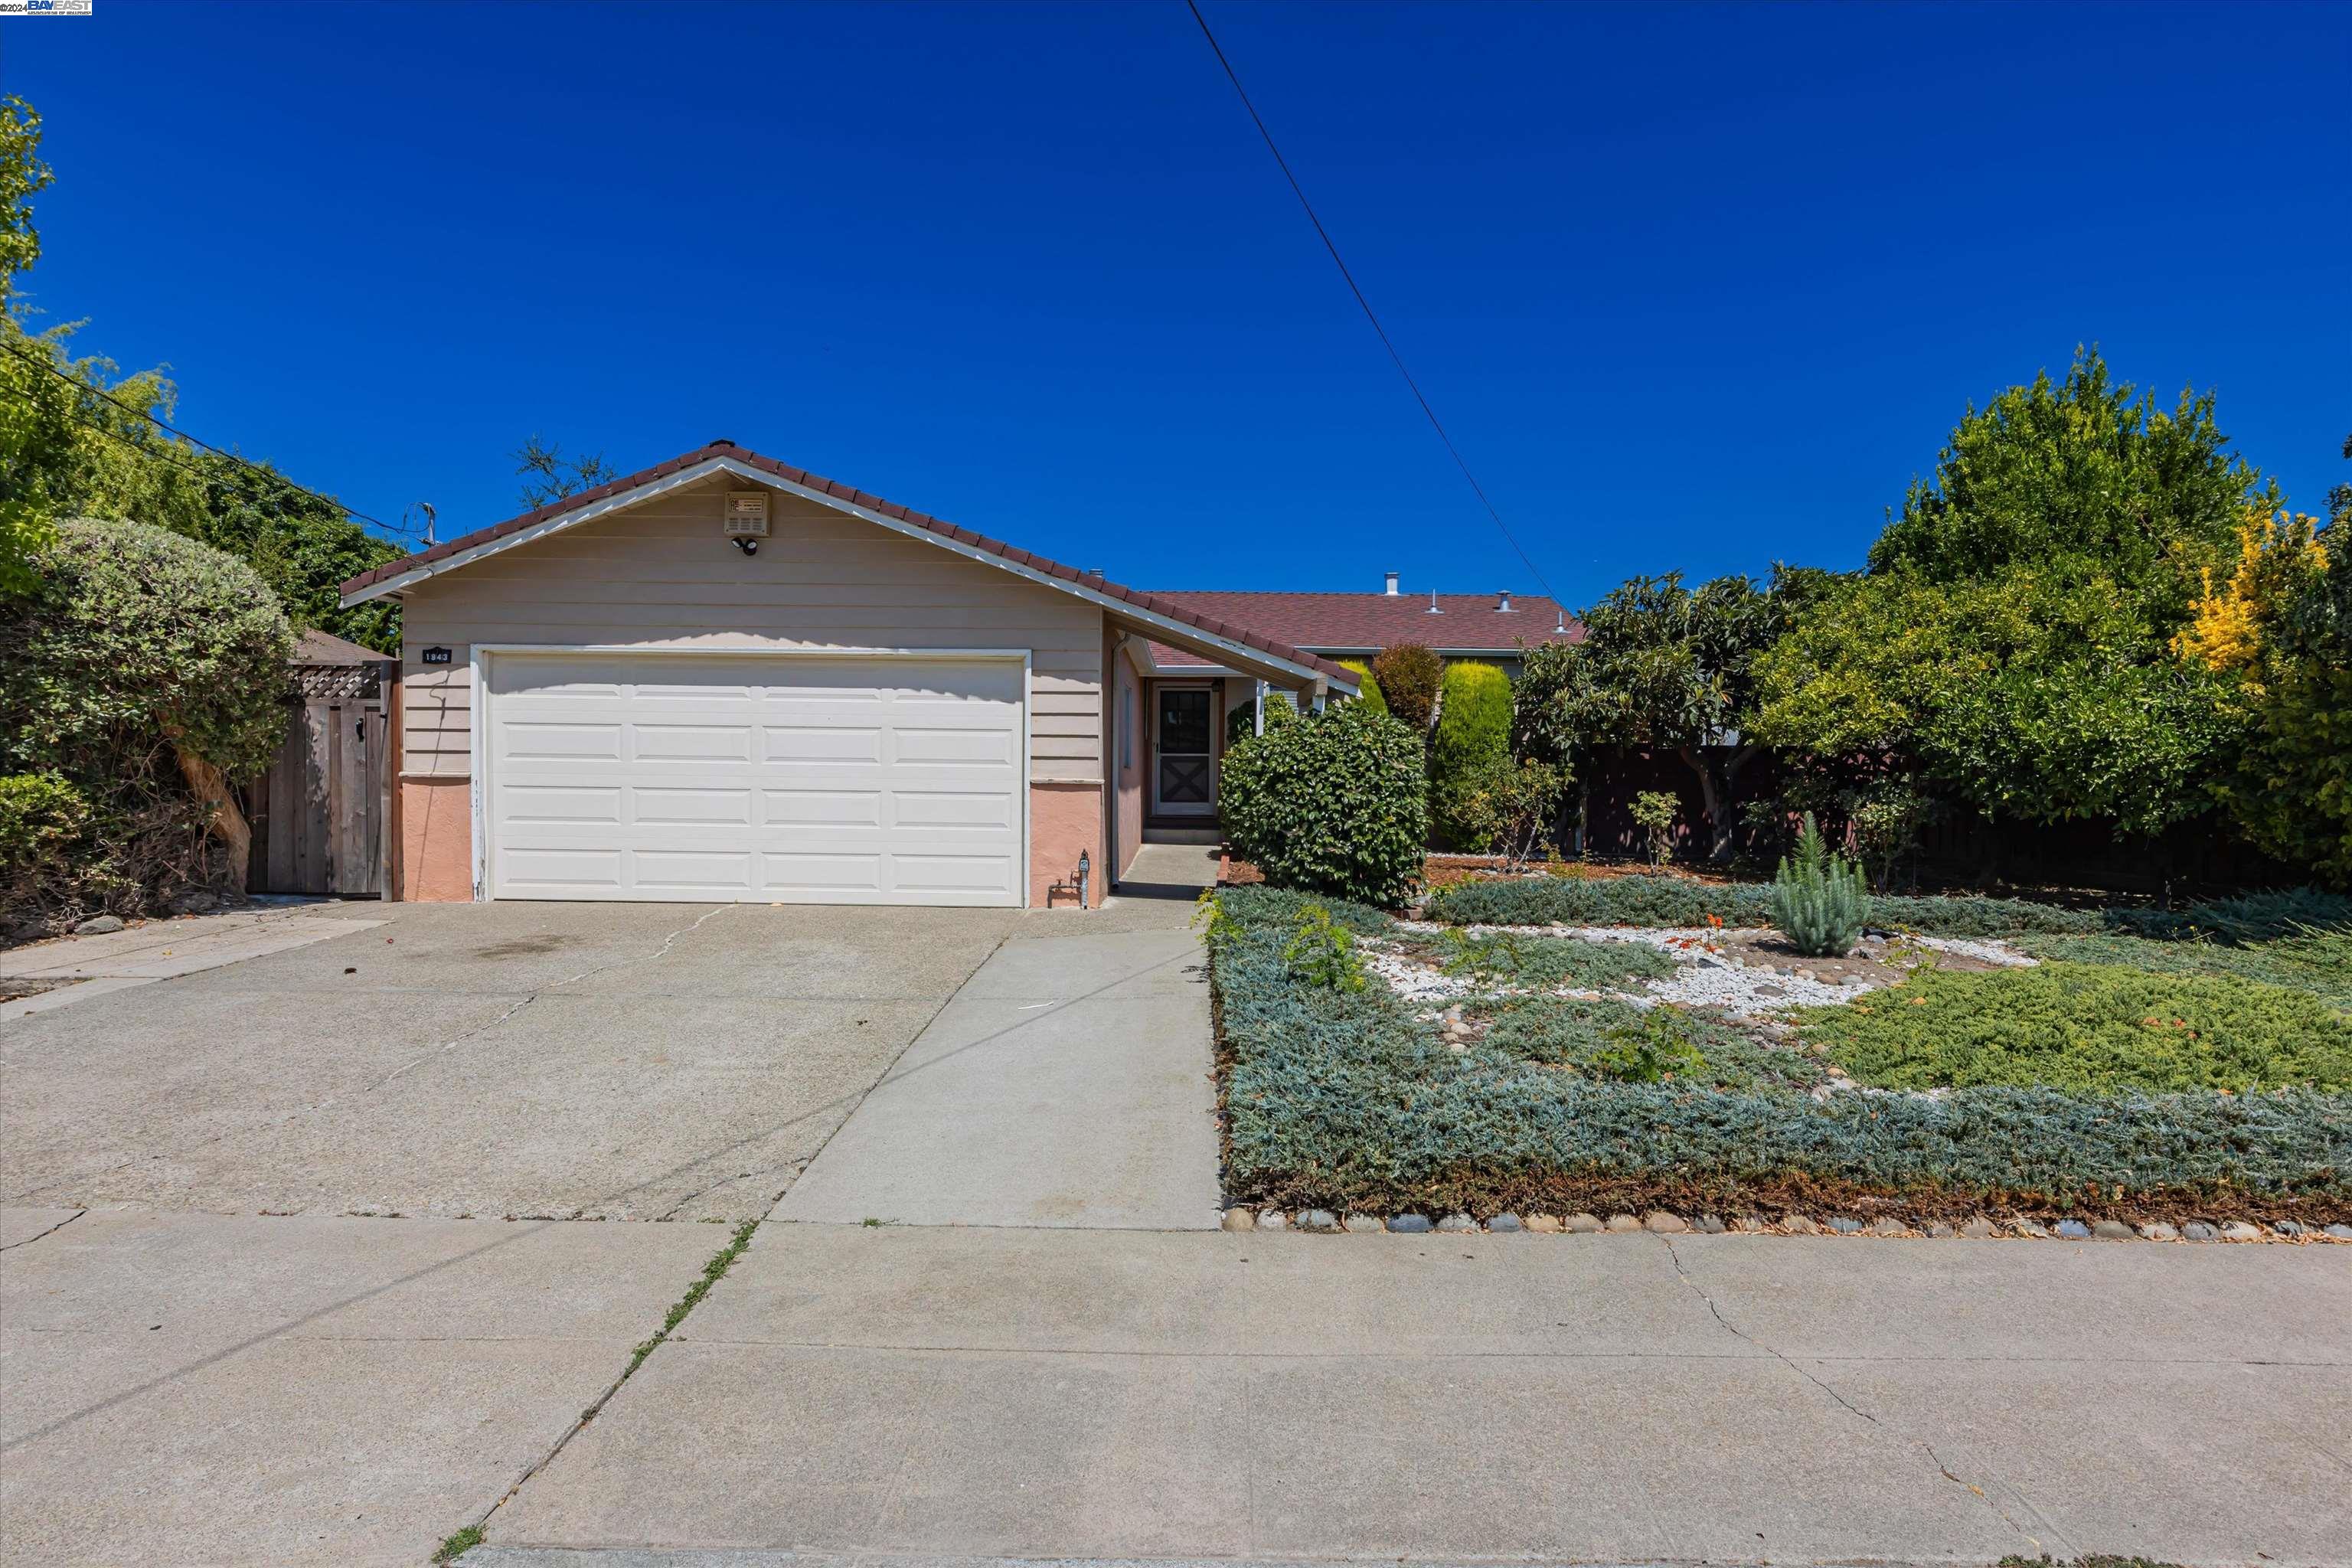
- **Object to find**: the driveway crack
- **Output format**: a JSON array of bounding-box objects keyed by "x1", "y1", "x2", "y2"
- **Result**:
[
  {"x1": 1661, "y1": 1233, "x2": 2068, "y2": 1556},
  {"x1": 0, "y1": 1209, "x2": 83, "y2": 1252}
]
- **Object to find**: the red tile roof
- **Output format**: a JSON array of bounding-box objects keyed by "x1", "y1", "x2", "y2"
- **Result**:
[
  {"x1": 1140, "y1": 590, "x2": 1583, "y2": 668},
  {"x1": 338, "y1": 441, "x2": 1356, "y2": 686}
]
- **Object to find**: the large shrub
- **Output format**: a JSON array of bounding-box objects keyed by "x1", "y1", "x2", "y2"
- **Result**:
[
  {"x1": 1338, "y1": 659, "x2": 1387, "y2": 717},
  {"x1": 1220, "y1": 699, "x2": 1428, "y2": 907},
  {"x1": 1428, "y1": 660, "x2": 1511, "y2": 848},
  {"x1": 0, "y1": 519, "x2": 292, "y2": 916},
  {"x1": 1370, "y1": 642, "x2": 1442, "y2": 733}
]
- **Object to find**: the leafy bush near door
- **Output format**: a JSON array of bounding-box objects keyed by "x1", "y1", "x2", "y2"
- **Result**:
[
  {"x1": 1219, "y1": 699, "x2": 1429, "y2": 907},
  {"x1": 1428, "y1": 660, "x2": 1511, "y2": 848}
]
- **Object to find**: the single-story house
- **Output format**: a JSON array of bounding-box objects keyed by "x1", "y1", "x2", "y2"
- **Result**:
[{"x1": 338, "y1": 440, "x2": 1569, "y2": 908}]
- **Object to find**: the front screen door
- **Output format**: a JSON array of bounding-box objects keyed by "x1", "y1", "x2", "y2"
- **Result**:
[{"x1": 1152, "y1": 687, "x2": 1216, "y2": 816}]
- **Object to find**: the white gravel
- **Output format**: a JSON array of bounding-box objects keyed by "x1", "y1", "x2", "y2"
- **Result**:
[{"x1": 1370, "y1": 920, "x2": 2037, "y2": 1019}]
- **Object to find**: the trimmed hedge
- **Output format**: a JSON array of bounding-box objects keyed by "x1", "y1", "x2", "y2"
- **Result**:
[
  {"x1": 1220, "y1": 701, "x2": 1429, "y2": 907},
  {"x1": 1424, "y1": 873, "x2": 2108, "y2": 936},
  {"x1": 1208, "y1": 887, "x2": 2352, "y2": 1222},
  {"x1": 1428, "y1": 660, "x2": 1511, "y2": 849}
]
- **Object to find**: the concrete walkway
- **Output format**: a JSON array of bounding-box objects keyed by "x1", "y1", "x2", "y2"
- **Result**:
[
  {"x1": 2, "y1": 903, "x2": 383, "y2": 1018},
  {"x1": 773, "y1": 913, "x2": 1222, "y2": 1230}
]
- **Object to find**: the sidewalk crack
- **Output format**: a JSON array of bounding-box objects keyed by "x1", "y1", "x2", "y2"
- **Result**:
[{"x1": 1661, "y1": 1233, "x2": 2067, "y2": 1555}]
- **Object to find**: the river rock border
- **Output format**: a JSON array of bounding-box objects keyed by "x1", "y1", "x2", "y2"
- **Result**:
[{"x1": 1220, "y1": 1207, "x2": 2352, "y2": 1243}]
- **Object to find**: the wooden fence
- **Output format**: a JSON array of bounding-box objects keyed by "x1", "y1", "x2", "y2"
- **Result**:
[{"x1": 244, "y1": 657, "x2": 394, "y2": 897}]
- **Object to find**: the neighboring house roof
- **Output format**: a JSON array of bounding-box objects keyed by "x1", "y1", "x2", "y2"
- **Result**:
[
  {"x1": 292, "y1": 627, "x2": 392, "y2": 664},
  {"x1": 1139, "y1": 590, "x2": 1583, "y2": 669},
  {"x1": 337, "y1": 441, "x2": 1354, "y2": 691}
]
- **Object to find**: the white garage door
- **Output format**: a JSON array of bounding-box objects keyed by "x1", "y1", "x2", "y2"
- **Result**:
[{"x1": 482, "y1": 652, "x2": 1025, "y2": 906}]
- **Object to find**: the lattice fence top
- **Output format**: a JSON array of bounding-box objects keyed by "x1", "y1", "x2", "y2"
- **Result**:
[{"x1": 291, "y1": 661, "x2": 387, "y2": 701}]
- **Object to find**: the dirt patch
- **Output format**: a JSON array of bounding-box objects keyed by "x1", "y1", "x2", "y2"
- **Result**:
[{"x1": 1712, "y1": 927, "x2": 2008, "y2": 988}]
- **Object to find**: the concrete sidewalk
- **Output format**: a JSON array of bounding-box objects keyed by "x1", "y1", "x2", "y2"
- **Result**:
[
  {"x1": 773, "y1": 917, "x2": 1222, "y2": 1230},
  {"x1": 2, "y1": 903, "x2": 382, "y2": 1018},
  {"x1": 484, "y1": 1221, "x2": 2352, "y2": 1566},
  {"x1": 0, "y1": 1205, "x2": 722, "y2": 1567}
]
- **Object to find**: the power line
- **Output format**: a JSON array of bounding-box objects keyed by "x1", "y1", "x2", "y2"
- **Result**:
[
  {"x1": 1, "y1": 336, "x2": 420, "y2": 537},
  {"x1": 1181, "y1": 0, "x2": 1557, "y2": 602}
]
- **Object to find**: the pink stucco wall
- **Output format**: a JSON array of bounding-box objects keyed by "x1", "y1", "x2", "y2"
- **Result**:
[
  {"x1": 399, "y1": 778, "x2": 474, "y2": 903},
  {"x1": 1112, "y1": 644, "x2": 1144, "y2": 881},
  {"x1": 1030, "y1": 779, "x2": 1104, "y2": 907}
]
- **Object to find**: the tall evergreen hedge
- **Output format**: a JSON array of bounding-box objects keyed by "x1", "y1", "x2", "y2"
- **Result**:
[{"x1": 1427, "y1": 660, "x2": 1511, "y2": 848}]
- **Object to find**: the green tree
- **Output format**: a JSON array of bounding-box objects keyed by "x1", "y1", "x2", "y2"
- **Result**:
[
  {"x1": 1753, "y1": 348, "x2": 2265, "y2": 842},
  {"x1": 1428, "y1": 660, "x2": 1511, "y2": 848},
  {"x1": 0, "y1": 93, "x2": 57, "y2": 593},
  {"x1": 1516, "y1": 568, "x2": 1824, "y2": 860}
]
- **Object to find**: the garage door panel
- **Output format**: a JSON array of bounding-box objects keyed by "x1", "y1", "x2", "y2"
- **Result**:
[
  {"x1": 487, "y1": 654, "x2": 1024, "y2": 906},
  {"x1": 764, "y1": 724, "x2": 884, "y2": 762},
  {"x1": 892, "y1": 727, "x2": 1018, "y2": 766},
  {"x1": 762, "y1": 852, "x2": 887, "y2": 895}
]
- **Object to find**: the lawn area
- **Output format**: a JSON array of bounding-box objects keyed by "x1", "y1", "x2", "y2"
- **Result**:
[{"x1": 1206, "y1": 880, "x2": 2352, "y2": 1227}]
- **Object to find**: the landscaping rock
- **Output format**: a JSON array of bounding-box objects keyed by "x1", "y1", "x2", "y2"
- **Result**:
[
  {"x1": 1563, "y1": 1213, "x2": 1604, "y2": 1234},
  {"x1": 1387, "y1": 1214, "x2": 1432, "y2": 1234},
  {"x1": 2139, "y1": 1222, "x2": 2180, "y2": 1242},
  {"x1": 74, "y1": 915, "x2": 125, "y2": 936},
  {"x1": 2013, "y1": 1219, "x2": 2050, "y2": 1239},
  {"x1": 1220, "y1": 1208, "x2": 1256, "y2": 1233},
  {"x1": 1296, "y1": 1209, "x2": 1338, "y2": 1233},
  {"x1": 2220, "y1": 1221, "x2": 2263, "y2": 1242},
  {"x1": 1694, "y1": 1214, "x2": 1726, "y2": 1234},
  {"x1": 2272, "y1": 1219, "x2": 2305, "y2": 1238},
  {"x1": 1959, "y1": 1217, "x2": 1998, "y2": 1239},
  {"x1": 1256, "y1": 1210, "x2": 1289, "y2": 1232},
  {"x1": 2091, "y1": 1220, "x2": 2133, "y2": 1241},
  {"x1": 1436, "y1": 1213, "x2": 1479, "y2": 1233},
  {"x1": 1342, "y1": 1213, "x2": 1387, "y2": 1233},
  {"x1": 1487, "y1": 1213, "x2": 1524, "y2": 1233},
  {"x1": 1780, "y1": 1215, "x2": 1820, "y2": 1235},
  {"x1": 1643, "y1": 1212, "x2": 1688, "y2": 1234},
  {"x1": 1603, "y1": 1214, "x2": 1644, "y2": 1233},
  {"x1": 1731, "y1": 1216, "x2": 1769, "y2": 1233},
  {"x1": 2183, "y1": 1221, "x2": 2218, "y2": 1242},
  {"x1": 2053, "y1": 1220, "x2": 2092, "y2": 1240},
  {"x1": 165, "y1": 889, "x2": 220, "y2": 916},
  {"x1": 1827, "y1": 1217, "x2": 1864, "y2": 1235},
  {"x1": 1868, "y1": 1217, "x2": 1909, "y2": 1237},
  {"x1": 2326, "y1": 1224, "x2": 2352, "y2": 1241},
  {"x1": 1523, "y1": 1214, "x2": 1563, "y2": 1233}
]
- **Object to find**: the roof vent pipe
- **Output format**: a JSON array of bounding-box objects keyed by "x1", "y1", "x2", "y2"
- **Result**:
[
  {"x1": 1498, "y1": 591, "x2": 1513, "y2": 612},
  {"x1": 1383, "y1": 571, "x2": 1400, "y2": 596},
  {"x1": 1426, "y1": 590, "x2": 1442, "y2": 614}
]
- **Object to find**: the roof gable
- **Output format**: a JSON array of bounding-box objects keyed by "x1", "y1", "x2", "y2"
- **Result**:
[{"x1": 338, "y1": 442, "x2": 1354, "y2": 691}]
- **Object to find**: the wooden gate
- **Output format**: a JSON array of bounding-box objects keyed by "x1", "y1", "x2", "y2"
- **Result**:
[{"x1": 246, "y1": 649, "x2": 395, "y2": 897}]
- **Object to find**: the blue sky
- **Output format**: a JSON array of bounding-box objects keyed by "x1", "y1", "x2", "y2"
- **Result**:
[{"x1": 8, "y1": 1, "x2": 2345, "y2": 606}]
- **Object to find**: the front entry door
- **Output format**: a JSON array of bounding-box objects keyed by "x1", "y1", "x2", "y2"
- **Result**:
[{"x1": 1152, "y1": 686, "x2": 1216, "y2": 817}]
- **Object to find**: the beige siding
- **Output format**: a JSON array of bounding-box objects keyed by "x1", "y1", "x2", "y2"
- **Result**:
[{"x1": 397, "y1": 474, "x2": 1103, "y2": 782}]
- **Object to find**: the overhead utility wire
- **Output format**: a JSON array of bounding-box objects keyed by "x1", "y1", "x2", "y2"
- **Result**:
[
  {"x1": 1, "y1": 337, "x2": 419, "y2": 537},
  {"x1": 1181, "y1": 0, "x2": 1557, "y2": 602}
]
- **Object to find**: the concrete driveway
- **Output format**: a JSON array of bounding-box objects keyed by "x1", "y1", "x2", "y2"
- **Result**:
[{"x1": 4, "y1": 900, "x2": 1026, "y2": 1221}]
